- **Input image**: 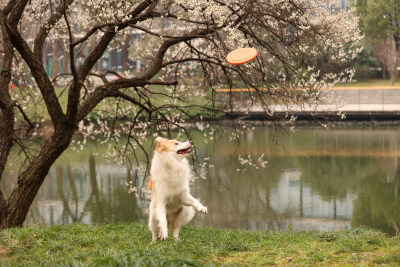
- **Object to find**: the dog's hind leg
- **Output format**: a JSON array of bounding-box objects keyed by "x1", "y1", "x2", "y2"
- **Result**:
[{"x1": 171, "y1": 206, "x2": 195, "y2": 240}]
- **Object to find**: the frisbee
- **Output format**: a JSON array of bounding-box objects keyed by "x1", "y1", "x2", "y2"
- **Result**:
[{"x1": 226, "y1": 47, "x2": 257, "y2": 65}]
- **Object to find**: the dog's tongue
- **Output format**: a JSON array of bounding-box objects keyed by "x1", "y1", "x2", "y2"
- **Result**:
[{"x1": 177, "y1": 148, "x2": 191, "y2": 154}]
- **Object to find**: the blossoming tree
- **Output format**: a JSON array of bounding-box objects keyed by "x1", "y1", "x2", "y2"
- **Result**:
[{"x1": 0, "y1": 0, "x2": 361, "y2": 228}]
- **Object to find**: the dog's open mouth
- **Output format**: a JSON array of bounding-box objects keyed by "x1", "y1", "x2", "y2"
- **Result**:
[{"x1": 177, "y1": 147, "x2": 192, "y2": 154}]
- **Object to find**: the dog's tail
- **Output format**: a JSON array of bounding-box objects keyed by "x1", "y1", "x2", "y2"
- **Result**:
[
  {"x1": 148, "y1": 176, "x2": 153, "y2": 190},
  {"x1": 148, "y1": 175, "x2": 156, "y2": 195}
]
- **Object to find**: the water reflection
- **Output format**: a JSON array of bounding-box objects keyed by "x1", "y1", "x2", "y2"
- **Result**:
[
  {"x1": 2, "y1": 123, "x2": 400, "y2": 235},
  {"x1": 23, "y1": 156, "x2": 145, "y2": 226}
]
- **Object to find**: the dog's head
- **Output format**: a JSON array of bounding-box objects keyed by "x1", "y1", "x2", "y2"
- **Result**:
[{"x1": 155, "y1": 137, "x2": 193, "y2": 158}]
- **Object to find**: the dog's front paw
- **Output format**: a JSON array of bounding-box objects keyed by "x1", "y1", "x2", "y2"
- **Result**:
[
  {"x1": 159, "y1": 232, "x2": 168, "y2": 241},
  {"x1": 197, "y1": 206, "x2": 208, "y2": 214}
]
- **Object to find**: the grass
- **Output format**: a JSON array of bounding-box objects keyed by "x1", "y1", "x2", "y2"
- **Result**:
[
  {"x1": 0, "y1": 223, "x2": 399, "y2": 266},
  {"x1": 13, "y1": 84, "x2": 222, "y2": 124},
  {"x1": 334, "y1": 78, "x2": 400, "y2": 88}
]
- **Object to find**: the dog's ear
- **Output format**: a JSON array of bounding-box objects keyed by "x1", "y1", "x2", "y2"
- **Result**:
[{"x1": 155, "y1": 137, "x2": 164, "y2": 144}]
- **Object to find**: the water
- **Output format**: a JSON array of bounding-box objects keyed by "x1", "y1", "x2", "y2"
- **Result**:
[{"x1": 2, "y1": 122, "x2": 400, "y2": 235}]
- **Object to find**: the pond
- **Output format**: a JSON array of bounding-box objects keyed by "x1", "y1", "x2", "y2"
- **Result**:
[{"x1": 2, "y1": 122, "x2": 400, "y2": 236}]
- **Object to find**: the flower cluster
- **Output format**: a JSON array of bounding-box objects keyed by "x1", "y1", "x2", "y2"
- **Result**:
[{"x1": 237, "y1": 154, "x2": 268, "y2": 173}]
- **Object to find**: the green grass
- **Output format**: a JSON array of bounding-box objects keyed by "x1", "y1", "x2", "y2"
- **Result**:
[
  {"x1": 334, "y1": 78, "x2": 400, "y2": 88},
  {"x1": 0, "y1": 223, "x2": 399, "y2": 266}
]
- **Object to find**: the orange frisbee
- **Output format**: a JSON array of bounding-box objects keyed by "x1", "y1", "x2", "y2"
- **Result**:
[{"x1": 226, "y1": 47, "x2": 257, "y2": 65}]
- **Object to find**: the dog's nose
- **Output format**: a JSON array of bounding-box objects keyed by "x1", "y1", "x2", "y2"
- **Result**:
[{"x1": 189, "y1": 141, "x2": 193, "y2": 145}]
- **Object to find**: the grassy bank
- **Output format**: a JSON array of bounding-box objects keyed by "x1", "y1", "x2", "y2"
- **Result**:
[
  {"x1": 334, "y1": 78, "x2": 400, "y2": 88},
  {"x1": 0, "y1": 223, "x2": 399, "y2": 266}
]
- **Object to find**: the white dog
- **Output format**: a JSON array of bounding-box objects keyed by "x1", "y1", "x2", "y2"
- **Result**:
[{"x1": 148, "y1": 137, "x2": 208, "y2": 242}]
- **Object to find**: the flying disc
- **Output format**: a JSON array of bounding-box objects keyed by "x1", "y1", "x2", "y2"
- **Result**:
[{"x1": 226, "y1": 47, "x2": 257, "y2": 65}]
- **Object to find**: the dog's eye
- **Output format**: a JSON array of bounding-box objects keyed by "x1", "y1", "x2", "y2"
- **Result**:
[{"x1": 175, "y1": 143, "x2": 179, "y2": 145}]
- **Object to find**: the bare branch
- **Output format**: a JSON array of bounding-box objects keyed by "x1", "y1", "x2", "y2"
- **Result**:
[
  {"x1": 4, "y1": 19, "x2": 66, "y2": 129},
  {"x1": 16, "y1": 104, "x2": 35, "y2": 135},
  {"x1": 109, "y1": 90, "x2": 153, "y2": 116},
  {"x1": 63, "y1": 0, "x2": 77, "y2": 78}
]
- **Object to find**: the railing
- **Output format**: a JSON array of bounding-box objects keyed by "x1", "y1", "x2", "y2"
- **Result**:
[
  {"x1": 327, "y1": 88, "x2": 400, "y2": 111},
  {"x1": 216, "y1": 87, "x2": 400, "y2": 112}
]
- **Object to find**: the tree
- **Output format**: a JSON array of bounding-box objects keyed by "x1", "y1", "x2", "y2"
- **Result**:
[
  {"x1": 370, "y1": 37, "x2": 398, "y2": 85},
  {"x1": 353, "y1": 0, "x2": 400, "y2": 84},
  {"x1": 352, "y1": 40, "x2": 380, "y2": 80},
  {"x1": 0, "y1": 0, "x2": 361, "y2": 228},
  {"x1": 354, "y1": 0, "x2": 400, "y2": 49}
]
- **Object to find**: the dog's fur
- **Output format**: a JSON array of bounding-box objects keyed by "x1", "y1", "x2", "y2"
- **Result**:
[{"x1": 148, "y1": 137, "x2": 207, "y2": 242}]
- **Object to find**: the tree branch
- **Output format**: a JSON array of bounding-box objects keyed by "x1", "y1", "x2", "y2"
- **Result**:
[
  {"x1": 2, "y1": 0, "x2": 15, "y2": 15},
  {"x1": 6, "y1": 0, "x2": 28, "y2": 25},
  {"x1": 143, "y1": 27, "x2": 219, "y2": 80},
  {"x1": 33, "y1": 0, "x2": 75, "y2": 59},
  {"x1": 109, "y1": 90, "x2": 153, "y2": 115},
  {"x1": 16, "y1": 104, "x2": 35, "y2": 135},
  {"x1": 4, "y1": 19, "x2": 66, "y2": 130},
  {"x1": 71, "y1": 0, "x2": 158, "y2": 47},
  {"x1": 64, "y1": 0, "x2": 158, "y2": 125}
]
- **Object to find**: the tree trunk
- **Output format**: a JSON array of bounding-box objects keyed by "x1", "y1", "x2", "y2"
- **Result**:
[
  {"x1": 0, "y1": 14, "x2": 15, "y2": 224},
  {"x1": 393, "y1": 34, "x2": 400, "y2": 52},
  {"x1": 122, "y1": 36, "x2": 130, "y2": 73},
  {"x1": 0, "y1": 84, "x2": 14, "y2": 181},
  {"x1": 382, "y1": 65, "x2": 387, "y2": 80},
  {"x1": 1, "y1": 128, "x2": 73, "y2": 228},
  {"x1": 0, "y1": 103, "x2": 14, "y2": 222}
]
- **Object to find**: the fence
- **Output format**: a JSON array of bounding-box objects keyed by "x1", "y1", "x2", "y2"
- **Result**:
[{"x1": 327, "y1": 88, "x2": 400, "y2": 111}]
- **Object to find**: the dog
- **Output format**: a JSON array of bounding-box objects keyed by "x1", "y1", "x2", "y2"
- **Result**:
[{"x1": 148, "y1": 137, "x2": 207, "y2": 242}]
